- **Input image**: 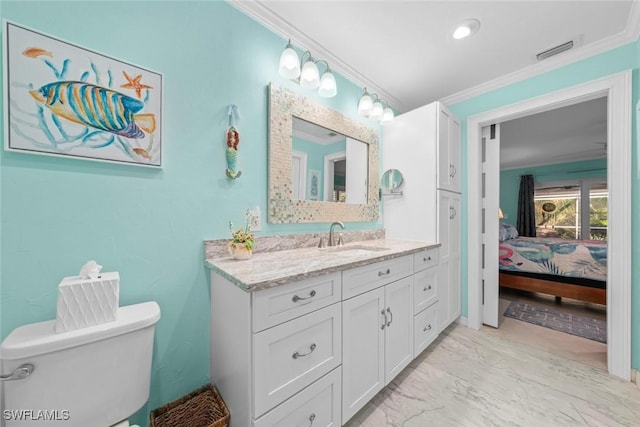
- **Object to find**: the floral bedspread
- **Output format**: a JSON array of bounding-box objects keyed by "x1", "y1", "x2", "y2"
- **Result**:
[{"x1": 499, "y1": 237, "x2": 607, "y2": 282}]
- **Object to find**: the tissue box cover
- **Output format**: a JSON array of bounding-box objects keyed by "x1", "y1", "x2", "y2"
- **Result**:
[{"x1": 55, "y1": 272, "x2": 120, "y2": 333}]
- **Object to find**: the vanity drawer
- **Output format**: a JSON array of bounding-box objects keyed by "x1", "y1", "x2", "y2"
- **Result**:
[
  {"x1": 253, "y1": 272, "x2": 341, "y2": 332},
  {"x1": 414, "y1": 248, "x2": 439, "y2": 272},
  {"x1": 253, "y1": 367, "x2": 342, "y2": 427},
  {"x1": 253, "y1": 303, "x2": 342, "y2": 417},
  {"x1": 342, "y1": 255, "x2": 413, "y2": 300},
  {"x1": 414, "y1": 302, "x2": 438, "y2": 358},
  {"x1": 413, "y1": 267, "x2": 438, "y2": 314}
]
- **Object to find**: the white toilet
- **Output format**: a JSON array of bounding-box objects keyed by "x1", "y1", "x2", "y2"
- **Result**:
[{"x1": 0, "y1": 301, "x2": 160, "y2": 427}]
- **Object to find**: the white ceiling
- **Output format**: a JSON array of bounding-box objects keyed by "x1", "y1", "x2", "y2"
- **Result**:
[
  {"x1": 232, "y1": 0, "x2": 637, "y2": 168},
  {"x1": 500, "y1": 97, "x2": 607, "y2": 170}
]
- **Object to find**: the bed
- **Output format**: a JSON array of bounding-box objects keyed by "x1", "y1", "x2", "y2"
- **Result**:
[{"x1": 498, "y1": 225, "x2": 607, "y2": 305}]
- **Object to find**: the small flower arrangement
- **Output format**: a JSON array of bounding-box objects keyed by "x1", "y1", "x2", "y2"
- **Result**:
[
  {"x1": 228, "y1": 219, "x2": 254, "y2": 260},
  {"x1": 229, "y1": 220, "x2": 254, "y2": 250}
]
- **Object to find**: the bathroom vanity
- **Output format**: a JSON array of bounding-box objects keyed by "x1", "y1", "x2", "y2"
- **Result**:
[{"x1": 206, "y1": 239, "x2": 445, "y2": 427}]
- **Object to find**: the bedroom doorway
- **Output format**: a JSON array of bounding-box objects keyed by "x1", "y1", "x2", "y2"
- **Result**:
[
  {"x1": 493, "y1": 97, "x2": 609, "y2": 370},
  {"x1": 466, "y1": 71, "x2": 632, "y2": 380}
]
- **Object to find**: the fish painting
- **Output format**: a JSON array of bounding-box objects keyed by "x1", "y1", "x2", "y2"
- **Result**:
[
  {"x1": 29, "y1": 81, "x2": 156, "y2": 139},
  {"x1": 22, "y1": 47, "x2": 52, "y2": 58}
]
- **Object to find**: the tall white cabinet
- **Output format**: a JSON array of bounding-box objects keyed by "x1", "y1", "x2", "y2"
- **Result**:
[{"x1": 383, "y1": 102, "x2": 462, "y2": 333}]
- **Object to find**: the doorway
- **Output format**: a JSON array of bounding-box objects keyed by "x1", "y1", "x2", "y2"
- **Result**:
[{"x1": 466, "y1": 71, "x2": 631, "y2": 380}]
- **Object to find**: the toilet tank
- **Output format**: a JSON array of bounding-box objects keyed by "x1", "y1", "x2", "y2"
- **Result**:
[{"x1": 1, "y1": 302, "x2": 160, "y2": 427}]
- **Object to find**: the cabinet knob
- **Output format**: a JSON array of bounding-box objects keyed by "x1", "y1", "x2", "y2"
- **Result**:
[
  {"x1": 292, "y1": 290, "x2": 316, "y2": 302},
  {"x1": 423, "y1": 256, "x2": 432, "y2": 262},
  {"x1": 381, "y1": 309, "x2": 387, "y2": 330},
  {"x1": 308, "y1": 413, "x2": 316, "y2": 426},
  {"x1": 423, "y1": 285, "x2": 432, "y2": 291},
  {"x1": 378, "y1": 269, "x2": 391, "y2": 277},
  {"x1": 292, "y1": 343, "x2": 317, "y2": 359},
  {"x1": 424, "y1": 324, "x2": 432, "y2": 332}
]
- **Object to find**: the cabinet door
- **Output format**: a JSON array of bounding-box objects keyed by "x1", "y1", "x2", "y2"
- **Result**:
[
  {"x1": 449, "y1": 194, "x2": 461, "y2": 320},
  {"x1": 384, "y1": 277, "x2": 414, "y2": 384},
  {"x1": 438, "y1": 190, "x2": 461, "y2": 332},
  {"x1": 437, "y1": 104, "x2": 462, "y2": 193},
  {"x1": 342, "y1": 287, "x2": 385, "y2": 424},
  {"x1": 449, "y1": 116, "x2": 461, "y2": 192}
]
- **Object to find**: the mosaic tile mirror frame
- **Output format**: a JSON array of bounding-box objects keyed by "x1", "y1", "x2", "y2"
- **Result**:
[{"x1": 268, "y1": 83, "x2": 379, "y2": 223}]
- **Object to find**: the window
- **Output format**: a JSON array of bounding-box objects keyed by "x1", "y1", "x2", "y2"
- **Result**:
[{"x1": 534, "y1": 181, "x2": 607, "y2": 240}]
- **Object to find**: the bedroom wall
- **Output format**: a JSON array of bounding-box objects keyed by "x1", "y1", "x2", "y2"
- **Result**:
[
  {"x1": 500, "y1": 158, "x2": 607, "y2": 223},
  {"x1": 0, "y1": 1, "x2": 380, "y2": 424},
  {"x1": 448, "y1": 39, "x2": 640, "y2": 371}
]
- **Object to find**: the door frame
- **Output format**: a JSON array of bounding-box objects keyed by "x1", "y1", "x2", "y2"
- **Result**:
[{"x1": 466, "y1": 71, "x2": 632, "y2": 380}]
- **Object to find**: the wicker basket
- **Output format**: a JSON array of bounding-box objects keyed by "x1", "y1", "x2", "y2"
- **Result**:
[{"x1": 150, "y1": 384, "x2": 230, "y2": 427}]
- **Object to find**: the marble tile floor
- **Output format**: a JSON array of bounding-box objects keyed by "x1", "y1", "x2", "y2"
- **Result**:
[
  {"x1": 495, "y1": 288, "x2": 607, "y2": 371},
  {"x1": 345, "y1": 323, "x2": 640, "y2": 426}
]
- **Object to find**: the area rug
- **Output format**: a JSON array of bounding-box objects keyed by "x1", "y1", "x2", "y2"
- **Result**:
[{"x1": 503, "y1": 302, "x2": 607, "y2": 343}]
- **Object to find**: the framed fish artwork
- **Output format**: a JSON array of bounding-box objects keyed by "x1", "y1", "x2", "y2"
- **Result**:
[{"x1": 2, "y1": 21, "x2": 163, "y2": 167}]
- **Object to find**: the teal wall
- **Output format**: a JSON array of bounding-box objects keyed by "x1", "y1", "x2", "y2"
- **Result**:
[
  {"x1": 0, "y1": 1, "x2": 380, "y2": 425},
  {"x1": 500, "y1": 158, "x2": 607, "y2": 222},
  {"x1": 449, "y1": 40, "x2": 640, "y2": 370}
]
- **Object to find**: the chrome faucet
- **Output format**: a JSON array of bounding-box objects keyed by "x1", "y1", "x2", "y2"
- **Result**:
[{"x1": 328, "y1": 221, "x2": 345, "y2": 246}]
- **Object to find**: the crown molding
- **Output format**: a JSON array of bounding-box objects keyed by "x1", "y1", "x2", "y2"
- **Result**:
[
  {"x1": 227, "y1": 0, "x2": 407, "y2": 112},
  {"x1": 441, "y1": 0, "x2": 640, "y2": 106}
]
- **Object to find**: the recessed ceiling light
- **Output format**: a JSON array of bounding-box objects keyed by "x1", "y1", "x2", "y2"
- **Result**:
[{"x1": 452, "y1": 19, "x2": 480, "y2": 40}]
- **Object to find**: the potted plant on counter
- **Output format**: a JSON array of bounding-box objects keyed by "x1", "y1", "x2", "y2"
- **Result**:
[{"x1": 228, "y1": 220, "x2": 254, "y2": 260}]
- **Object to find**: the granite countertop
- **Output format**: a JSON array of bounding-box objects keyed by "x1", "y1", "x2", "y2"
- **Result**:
[{"x1": 205, "y1": 239, "x2": 440, "y2": 292}]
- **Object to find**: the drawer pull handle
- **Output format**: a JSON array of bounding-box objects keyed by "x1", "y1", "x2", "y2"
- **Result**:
[
  {"x1": 292, "y1": 290, "x2": 316, "y2": 302},
  {"x1": 308, "y1": 413, "x2": 316, "y2": 426},
  {"x1": 378, "y1": 269, "x2": 391, "y2": 277},
  {"x1": 424, "y1": 324, "x2": 432, "y2": 332},
  {"x1": 292, "y1": 343, "x2": 317, "y2": 359},
  {"x1": 381, "y1": 310, "x2": 387, "y2": 330},
  {"x1": 386, "y1": 307, "x2": 393, "y2": 327},
  {"x1": 423, "y1": 256, "x2": 432, "y2": 262},
  {"x1": 423, "y1": 285, "x2": 432, "y2": 291}
]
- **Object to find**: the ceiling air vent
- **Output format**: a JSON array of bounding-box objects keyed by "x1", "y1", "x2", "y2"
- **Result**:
[{"x1": 536, "y1": 40, "x2": 574, "y2": 61}]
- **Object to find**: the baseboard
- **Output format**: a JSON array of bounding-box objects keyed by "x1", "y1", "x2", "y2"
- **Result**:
[
  {"x1": 632, "y1": 369, "x2": 638, "y2": 387},
  {"x1": 457, "y1": 316, "x2": 468, "y2": 326}
]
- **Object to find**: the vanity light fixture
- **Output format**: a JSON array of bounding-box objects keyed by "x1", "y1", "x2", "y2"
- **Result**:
[
  {"x1": 278, "y1": 39, "x2": 337, "y2": 98},
  {"x1": 357, "y1": 88, "x2": 395, "y2": 126},
  {"x1": 452, "y1": 18, "x2": 480, "y2": 40}
]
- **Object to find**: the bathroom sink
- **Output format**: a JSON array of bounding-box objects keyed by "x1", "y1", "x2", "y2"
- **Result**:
[{"x1": 324, "y1": 245, "x2": 390, "y2": 253}]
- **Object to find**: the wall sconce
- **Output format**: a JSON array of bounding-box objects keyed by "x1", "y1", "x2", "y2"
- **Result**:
[
  {"x1": 498, "y1": 208, "x2": 505, "y2": 219},
  {"x1": 358, "y1": 88, "x2": 394, "y2": 126},
  {"x1": 278, "y1": 39, "x2": 337, "y2": 98}
]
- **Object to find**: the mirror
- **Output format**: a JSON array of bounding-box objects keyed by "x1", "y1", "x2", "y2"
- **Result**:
[
  {"x1": 381, "y1": 169, "x2": 404, "y2": 193},
  {"x1": 268, "y1": 83, "x2": 379, "y2": 223},
  {"x1": 292, "y1": 117, "x2": 369, "y2": 204}
]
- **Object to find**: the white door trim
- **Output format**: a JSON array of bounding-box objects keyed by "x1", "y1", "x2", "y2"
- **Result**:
[
  {"x1": 291, "y1": 150, "x2": 307, "y2": 201},
  {"x1": 324, "y1": 151, "x2": 346, "y2": 202},
  {"x1": 466, "y1": 70, "x2": 632, "y2": 380}
]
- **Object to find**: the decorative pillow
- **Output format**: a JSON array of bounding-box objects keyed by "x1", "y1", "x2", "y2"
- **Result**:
[{"x1": 499, "y1": 221, "x2": 519, "y2": 241}]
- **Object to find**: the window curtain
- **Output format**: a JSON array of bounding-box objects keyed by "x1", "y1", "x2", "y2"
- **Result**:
[{"x1": 517, "y1": 174, "x2": 536, "y2": 237}]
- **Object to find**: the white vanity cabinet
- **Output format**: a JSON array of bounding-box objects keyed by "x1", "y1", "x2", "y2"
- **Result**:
[
  {"x1": 208, "y1": 243, "x2": 441, "y2": 427},
  {"x1": 437, "y1": 104, "x2": 462, "y2": 193},
  {"x1": 341, "y1": 257, "x2": 414, "y2": 423},
  {"x1": 210, "y1": 272, "x2": 343, "y2": 427}
]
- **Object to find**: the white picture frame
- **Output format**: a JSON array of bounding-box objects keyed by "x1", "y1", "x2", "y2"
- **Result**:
[{"x1": 3, "y1": 20, "x2": 163, "y2": 167}]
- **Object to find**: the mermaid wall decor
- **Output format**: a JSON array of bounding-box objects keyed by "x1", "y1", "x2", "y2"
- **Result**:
[{"x1": 225, "y1": 104, "x2": 241, "y2": 179}]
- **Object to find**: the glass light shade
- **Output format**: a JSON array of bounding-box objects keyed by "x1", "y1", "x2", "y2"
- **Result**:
[
  {"x1": 498, "y1": 208, "x2": 504, "y2": 219},
  {"x1": 381, "y1": 107, "x2": 395, "y2": 125},
  {"x1": 318, "y1": 71, "x2": 337, "y2": 98},
  {"x1": 370, "y1": 101, "x2": 384, "y2": 120},
  {"x1": 453, "y1": 25, "x2": 471, "y2": 40},
  {"x1": 358, "y1": 94, "x2": 373, "y2": 116},
  {"x1": 279, "y1": 47, "x2": 300, "y2": 79},
  {"x1": 300, "y1": 60, "x2": 320, "y2": 89}
]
